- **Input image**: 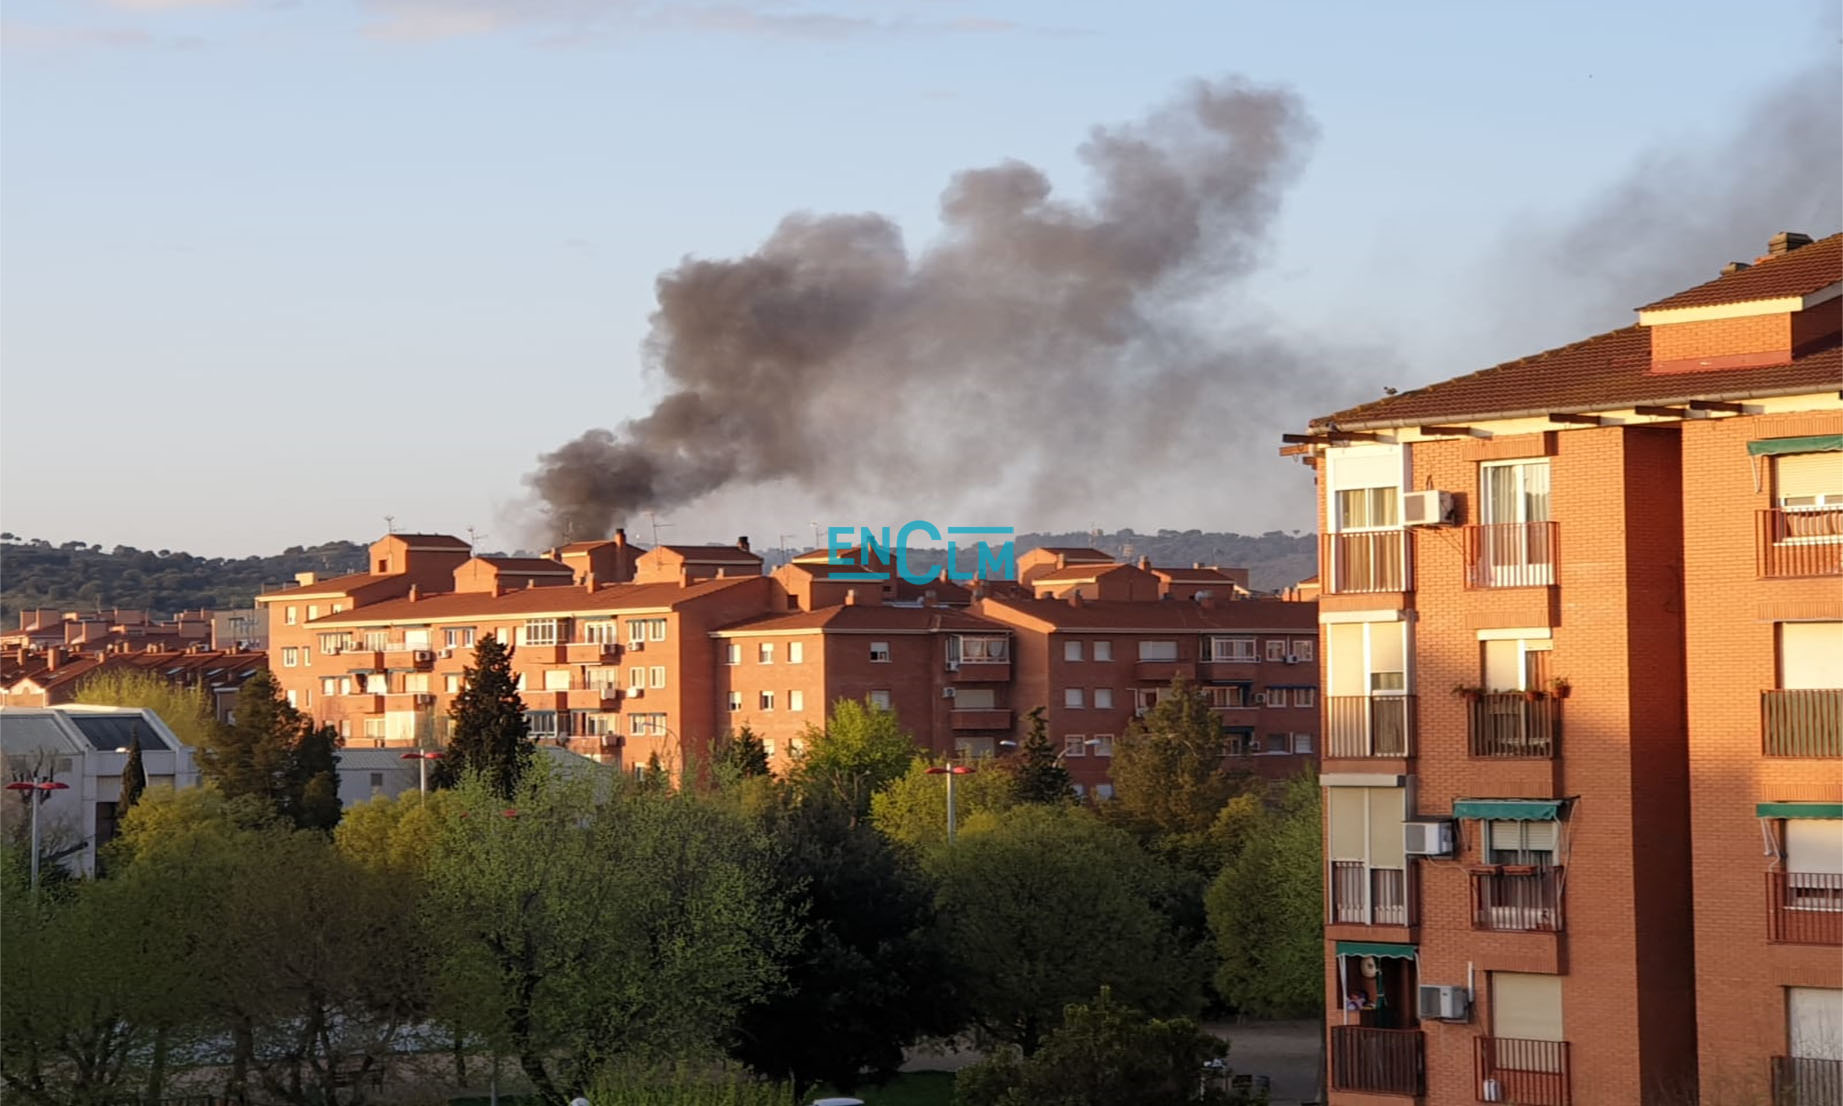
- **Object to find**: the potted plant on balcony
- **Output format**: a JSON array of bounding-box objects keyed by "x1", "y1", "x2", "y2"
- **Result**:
[
  {"x1": 1520, "y1": 687, "x2": 1547, "y2": 704},
  {"x1": 1453, "y1": 683, "x2": 1486, "y2": 703},
  {"x1": 1548, "y1": 676, "x2": 1572, "y2": 700}
]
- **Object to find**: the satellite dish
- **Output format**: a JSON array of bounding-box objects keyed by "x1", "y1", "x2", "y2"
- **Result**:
[{"x1": 1361, "y1": 956, "x2": 1380, "y2": 978}]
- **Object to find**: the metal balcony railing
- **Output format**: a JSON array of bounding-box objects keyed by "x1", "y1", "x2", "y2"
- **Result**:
[
  {"x1": 1767, "y1": 871, "x2": 1843, "y2": 945},
  {"x1": 1762, "y1": 689, "x2": 1842, "y2": 757},
  {"x1": 1326, "y1": 694, "x2": 1414, "y2": 757},
  {"x1": 1465, "y1": 521, "x2": 1558, "y2": 589},
  {"x1": 1774, "y1": 1056, "x2": 1843, "y2": 1106},
  {"x1": 1472, "y1": 866, "x2": 1565, "y2": 932},
  {"x1": 1322, "y1": 530, "x2": 1412, "y2": 593},
  {"x1": 1476, "y1": 1037, "x2": 1570, "y2": 1106},
  {"x1": 1758, "y1": 508, "x2": 1843, "y2": 578},
  {"x1": 1467, "y1": 693, "x2": 1561, "y2": 757},
  {"x1": 1331, "y1": 1026, "x2": 1424, "y2": 1096}
]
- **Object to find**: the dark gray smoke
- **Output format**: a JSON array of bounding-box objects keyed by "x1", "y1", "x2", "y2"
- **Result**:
[{"x1": 526, "y1": 76, "x2": 1324, "y2": 542}]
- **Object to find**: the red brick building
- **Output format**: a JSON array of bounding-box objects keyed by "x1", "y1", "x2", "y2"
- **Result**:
[{"x1": 1292, "y1": 231, "x2": 1841, "y2": 1105}]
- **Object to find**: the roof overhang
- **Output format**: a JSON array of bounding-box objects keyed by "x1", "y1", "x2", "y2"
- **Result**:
[
  {"x1": 1304, "y1": 384, "x2": 1839, "y2": 434},
  {"x1": 1637, "y1": 282, "x2": 1841, "y2": 326}
]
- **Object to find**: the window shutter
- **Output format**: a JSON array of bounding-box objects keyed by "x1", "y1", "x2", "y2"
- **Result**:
[
  {"x1": 1786, "y1": 819, "x2": 1843, "y2": 875},
  {"x1": 1491, "y1": 972, "x2": 1563, "y2": 1042},
  {"x1": 1780, "y1": 622, "x2": 1843, "y2": 690},
  {"x1": 1777, "y1": 452, "x2": 1843, "y2": 501},
  {"x1": 1328, "y1": 787, "x2": 1366, "y2": 861},
  {"x1": 1368, "y1": 788, "x2": 1406, "y2": 868},
  {"x1": 1788, "y1": 988, "x2": 1843, "y2": 1060},
  {"x1": 1328, "y1": 446, "x2": 1404, "y2": 492}
]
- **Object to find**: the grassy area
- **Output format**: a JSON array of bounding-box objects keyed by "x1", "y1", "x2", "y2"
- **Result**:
[{"x1": 810, "y1": 1071, "x2": 956, "y2": 1106}]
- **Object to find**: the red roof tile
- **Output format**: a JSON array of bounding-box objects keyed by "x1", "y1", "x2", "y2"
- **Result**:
[
  {"x1": 475, "y1": 556, "x2": 572, "y2": 573},
  {"x1": 308, "y1": 576, "x2": 763, "y2": 625},
  {"x1": 1640, "y1": 234, "x2": 1841, "y2": 311},
  {"x1": 258, "y1": 572, "x2": 395, "y2": 600},
  {"x1": 385, "y1": 533, "x2": 471, "y2": 548},
  {"x1": 1031, "y1": 563, "x2": 1141, "y2": 584}
]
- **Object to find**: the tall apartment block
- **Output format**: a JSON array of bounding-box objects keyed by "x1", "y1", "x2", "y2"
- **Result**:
[{"x1": 1291, "y1": 231, "x2": 1841, "y2": 1106}]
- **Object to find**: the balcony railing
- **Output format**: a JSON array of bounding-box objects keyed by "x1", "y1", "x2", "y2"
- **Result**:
[
  {"x1": 1768, "y1": 871, "x2": 1843, "y2": 945},
  {"x1": 1326, "y1": 694, "x2": 1415, "y2": 757},
  {"x1": 1467, "y1": 693, "x2": 1561, "y2": 757},
  {"x1": 1465, "y1": 521, "x2": 1558, "y2": 589},
  {"x1": 949, "y1": 708, "x2": 1014, "y2": 731},
  {"x1": 1758, "y1": 508, "x2": 1843, "y2": 578},
  {"x1": 1323, "y1": 530, "x2": 1412, "y2": 593},
  {"x1": 1476, "y1": 1037, "x2": 1570, "y2": 1106},
  {"x1": 1331, "y1": 1026, "x2": 1424, "y2": 1097},
  {"x1": 1332, "y1": 862, "x2": 1411, "y2": 926},
  {"x1": 1763, "y1": 689, "x2": 1842, "y2": 757},
  {"x1": 1774, "y1": 1056, "x2": 1843, "y2": 1106},
  {"x1": 1472, "y1": 866, "x2": 1565, "y2": 932}
]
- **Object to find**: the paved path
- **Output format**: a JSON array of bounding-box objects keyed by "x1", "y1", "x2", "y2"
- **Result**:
[{"x1": 1208, "y1": 1018, "x2": 1323, "y2": 1105}]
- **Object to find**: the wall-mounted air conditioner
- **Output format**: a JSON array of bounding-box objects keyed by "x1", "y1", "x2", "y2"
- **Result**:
[
  {"x1": 626, "y1": 687, "x2": 643, "y2": 699},
  {"x1": 413, "y1": 650, "x2": 434, "y2": 664},
  {"x1": 1285, "y1": 654, "x2": 1301, "y2": 664},
  {"x1": 1252, "y1": 692, "x2": 1268, "y2": 705},
  {"x1": 628, "y1": 640, "x2": 645, "y2": 652},
  {"x1": 1418, "y1": 983, "x2": 1470, "y2": 1022},
  {"x1": 1403, "y1": 820, "x2": 1455, "y2": 857},
  {"x1": 942, "y1": 687, "x2": 956, "y2": 699},
  {"x1": 1402, "y1": 490, "x2": 1455, "y2": 527}
]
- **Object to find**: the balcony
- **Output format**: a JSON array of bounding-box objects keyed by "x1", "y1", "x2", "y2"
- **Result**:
[
  {"x1": 1767, "y1": 871, "x2": 1843, "y2": 945},
  {"x1": 1774, "y1": 1056, "x2": 1843, "y2": 1106},
  {"x1": 1465, "y1": 521, "x2": 1558, "y2": 589},
  {"x1": 1331, "y1": 862, "x2": 1411, "y2": 926},
  {"x1": 1326, "y1": 695, "x2": 1414, "y2": 758},
  {"x1": 950, "y1": 708, "x2": 1013, "y2": 731},
  {"x1": 1467, "y1": 693, "x2": 1561, "y2": 758},
  {"x1": 949, "y1": 660, "x2": 1012, "y2": 683},
  {"x1": 565, "y1": 640, "x2": 622, "y2": 663},
  {"x1": 1331, "y1": 1026, "x2": 1424, "y2": 1097},
  {"x1": 1758, "y1": 508, "x2": 1843, "y2": 578},
  {"x1": 1471, "y1": 866, "x2": 1565, "y2": 932},
  {"x1": 1322, "y1": 530, "x2": 1412, "y2": 594},
  {"x1": 1135, "y1": 659, "x2": 1197, "y2": 683},
  {"x1": 1476, "y1": 1037, "x2": 1570, "y2": 1106},
  {"x1": 1763, "y1": 689, "x2": 1842, "y2": 757}
]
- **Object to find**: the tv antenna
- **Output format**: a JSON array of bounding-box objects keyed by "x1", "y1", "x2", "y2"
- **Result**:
[
  {"x1": 384, "y1": 514, "x2": 396, "y2": 535},
  {"x1": 646, "y1": 511, "x2": 672, "y2": 547},
  {"x1": 777, "y1": 533, "x2": 796, "y2": 568},
  {"x1": 465, "y1": 526, "x2": 487, "y2": 554}
]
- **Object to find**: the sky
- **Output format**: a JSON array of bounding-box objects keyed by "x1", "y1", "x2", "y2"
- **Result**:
[{"x1": 2, "y1": 0, "x2": 1838, "y2": 556}]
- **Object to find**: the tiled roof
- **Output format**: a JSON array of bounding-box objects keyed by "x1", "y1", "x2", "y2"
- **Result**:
[
  {"x1": 307, "y1": 576, "x2": 763, "y2": 626},
  {"x1": 258, "y1": 572, "x2": 394, "y2": 600},
  {"x1": 386, "y1": 533, "x2": 471, "y2": 548},
  {"x1": 715, "y1": 604, "x2": 1006, "y2": 635},
  {"x1": 1152, "y1": 566, "x2": 1242, "y2": 583},
  {"x1": 1640, "y1": 234, "x2": 1841, "y2": 311},
  {"x1": 979, "y1": 596, "x2": 1318, "y2": 632},
  {"x1": 652, "y1": 544, "x2": 762, "y2": 560},
  {"x1": 1030, "y1": 562, "x2": 1139, "y2": 584},
  {"x1": 1028, "y1": 547, "x2": 1114, "y2": 560},
  {"x1": 1315, "y1": 327, "x2": 1841, "y2": 430},
  {"x1": 475, "y1": 556, "x2": 572, "y2": 573}
]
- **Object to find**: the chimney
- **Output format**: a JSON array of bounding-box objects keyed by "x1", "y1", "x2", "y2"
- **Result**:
[
  {"x1": 295, "y1": 572, "x2": 318, "y2": 586},
  {"x1": 1721, "y1": 261, "x2": 1751, "y2": 275},
  {"x1": 1067, "y1": 593, "x2": 1084, "y2": 608},
  {"x1": 584, "y1": 572, "x2": 598, "y2": 593},
  {"x1": 1193, "y1": 561, "x2": 1204, "y2": 569},
  {"x1": 845, "y1": 588, "x2": 859, "y2": 606},
  {"x1": 922, "y1": 590, "x2": 937, "y2": 607},
  {"x1": 614, "y1": 528, "x2": 627, "y2": 549},
  {"x1": 407, "y1": 584, "x2": 420, "y2": 602},
  {"x1": 1768, "y1": 231, "x2": 1813, "y2": 257},
  {"x1": 737, "y1": 536, "x2": 751, "y2": 552},
  {"x1": 1056, "y1": 552, "x2": 1068, "y2": 568},
  {"x1": 1137, "y1": 555, "x2": 1151, "y2": 570},
  {"x1": 46, "y1": 647, "x2": 60, "y2": 672}
]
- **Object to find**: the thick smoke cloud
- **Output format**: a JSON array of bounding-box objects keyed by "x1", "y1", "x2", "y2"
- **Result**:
[{"x1": 526, "y1": 77, "x2": 1324, "y2": 543}]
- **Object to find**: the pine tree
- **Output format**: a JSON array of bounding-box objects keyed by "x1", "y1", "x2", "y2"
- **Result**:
[
  {"x1": 198, "y1": 670, "x2": 342, "y2": 830},
  {"x1": 442, "y1": 634, "x2": 532, "y2": 800},
  {"x1": 713, "y1": 724, "x2": 772, "y2": 782},
  {"x1": 284, "y1": 724, "x2": 343, "y2": 831},
  {"x1": 1011, "y1": 706, "x2": 1072, "y2": 804},
  {"x1": 119, "y1": 729, "x2": 148, "y2": 811}
]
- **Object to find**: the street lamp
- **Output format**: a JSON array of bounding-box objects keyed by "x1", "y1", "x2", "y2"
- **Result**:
[
  {"x1": 5, "y1": 779, "x2": 70, "y2": 898},
  {"x1": 399, "y1": 750, "x2": 444, "y2": 795},
  {"x1": 924, "y1": 764, "x2": 975, "y2": 841}
]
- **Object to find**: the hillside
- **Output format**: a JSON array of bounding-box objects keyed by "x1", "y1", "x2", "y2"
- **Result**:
[{"x1": 0, "y1": 529, "x2": 1316, "y2": 624}]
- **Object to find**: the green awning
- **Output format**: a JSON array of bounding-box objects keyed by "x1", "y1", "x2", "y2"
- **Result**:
[
  {"x1": 1335, "y1": 941, "x2": 1417, "y2": 960},
  {"x1": 1453, "y1": 798, "x2": 1563, "y2": 821},
  {"x1": 1757, "y1": 802, "x2": 1843, "y2": 819},
  {"x1": 1748, "y1": 435, "x2": 1843, "y2": 457}
]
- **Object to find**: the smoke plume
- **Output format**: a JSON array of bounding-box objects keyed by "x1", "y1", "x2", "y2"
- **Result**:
[{"x1": 526, "y1": 76, "x2": 1328, "y2": 542}]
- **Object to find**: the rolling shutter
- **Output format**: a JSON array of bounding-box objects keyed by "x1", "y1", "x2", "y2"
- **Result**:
[
  {"x1": 1328, "y1": 787, "x2": 1366, "y2": 861},
  {"x1": 1788, "y1": 988, "x2": 1843, "y2": 1060},
  {"x1": 1780, "y1": 623, "x2": 1843, "y2": 689},
  {"x1": 1491, "y1": 972, "x2": 1563, "y2": 1042},
  {"x1": 1368, "y1": 788, "x2": 1406, "y2": 868},
  {"x1": 1777, "y1": 452, "x2": 1843, "y2": 500},
  {"x1": 1786, "y1": 820, "x2": 1843, "y2": 875},
  {"x1": 1328, "y1": 446, "x2": 1404, "y2": 492}
]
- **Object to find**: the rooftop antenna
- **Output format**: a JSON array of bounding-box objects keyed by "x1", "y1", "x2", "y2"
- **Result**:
[
  {"x1": 810, "y1": 521, "x2": 822, "y2": 550},
  {"x1": 465, "y1": 526, "x2": 487, "y2": 555},
  {"x1": 646, "y1": 511, "x2": 672, "y2": 548},
  {"x1": 384, "y1": 515, "x2": 396, "y2": 535},
  {"x1": 777, "y1": 533, "x2": 796, "y2": 568}
]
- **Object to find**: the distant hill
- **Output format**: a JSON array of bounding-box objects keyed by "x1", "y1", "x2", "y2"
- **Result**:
[{"x1": 0, "y1": 528, "x2": 1316, "y2": 624}]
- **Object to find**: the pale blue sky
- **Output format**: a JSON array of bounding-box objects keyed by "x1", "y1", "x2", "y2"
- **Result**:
[{"x1": 3, "y1": 0, "x2": 1838, "y2": 555}]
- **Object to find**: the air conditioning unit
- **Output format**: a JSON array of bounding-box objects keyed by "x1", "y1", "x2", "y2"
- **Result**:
[
  {"x1": 945, "y1": 660, "x2": 960, "y2": 672},
  {"x1": 1402, "y1": 489, "x2": 1455, "y2": 527},
  {"x1": 1482, "y1": 1078, "x2": 1504, "y2": 1102},
  {"x1": 942, "y1": 687, "x2": 957, "y2": 699},
  {"x1": 413, "y1": 650, "x2": 434, "y2": 664},
  {"x1": 438, "y1": 648, "x2": 454, "y2": 659},
  {"x1": 412, "y1": 694, "x2": 435, "y2": 707},
  {"x1": 628, "y1": 640, "x2": 645, "y2": 652},
  {"x1": 1404, "y1": 820, "x2": 1456, "y2": 857},
  {"x1": 1284, "y1": 654, "x2": 1301, "y2": 664},
  {"x1": 1252, "y1": 692, "x2": 1268, "y2": 705},
  {"x1": 1418, "y1": 983, "x2": 1470, "y2": 1022},
  {"x1": 626, "y1": 686, "x2": 643, "y2": 699}
]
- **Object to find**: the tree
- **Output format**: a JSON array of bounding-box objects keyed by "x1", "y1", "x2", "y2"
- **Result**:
[
  {"x1": 196, "y1": 670, "x2": 341, "y2": 830},
  {"x1": 283, "y1": 723, "x2": 342, "y2": 831},
  {"x1": 1108, "y1": 675, "x2": 1253, "y2": 873},
  {"x1": 73, "y1": 669, "x2": 223, "y2": 754},
  {"x1": 956, "y1": 988, "x2": 1236, "y2": 1106},
  {"x1": 792, "y1": 698, "x2": 921, "y2": 821},
  {"x1": 711, "y1": 724, "x2": 772, "y2": 784},
  {"x1": 931, "y1": 805, "x2": 1205, "y2": 1052},
  {"x1": 441, "y1": 634, "x2": 532, "y2": 799},
  {"x1": 1206, "y1": 771, "x2": 1323, "y2": 1017},
  {"x1": 1009, "y1": 706, "x2": 1072, "y2": 805},
  {"x1": 870, "y1": 757, "x2": 1018, "y2": 854},
  {"x1": 119, "y1": 731, "x2": 147, "y2": 811},
  {"x1": 730, "y1": 787, "x2": 958, "y2": 1093}
]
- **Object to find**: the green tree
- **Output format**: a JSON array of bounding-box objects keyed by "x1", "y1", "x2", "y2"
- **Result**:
[
  {"x1": 731, "y1": 787, "x2": 958, "y2": 1093},
  {"x1": 931, "y1": 805, "x2": 1204, "y2": 1052},
  {"x1": 956, "y1": 988, "x2": 1235, "y2": 1106},
  {"x1": 711, "y1": 724, "x2": 772, "y2": 784},
  {"x1": 334, "y1": 789, "x2": 463, "y2": 878},
  {"x1": 73, "y1": 668, "x2": 223, "y2": 753},
  {"x1": 1109, "y1": 675, "x2": 1252, "y2": 873},
  {"x1": 119, "y1": 731, "x2": 147, "y2": 811},
  {"x1": 792, "y1": 698, "x2": 921, "y2": 821},
  {"x1": 196, "y1": 670, "x2": 341, "y2": 830},
  {"x1": 870, "y1": 757, "x2": 1018, "y2": 854},
  {"x1": 1206, "y1": 771, "x2": 1322, "y2": 1018},
  {"x1": 1009, "y1": 706, "x2": 1072, "y2": 805},
  {"x1": 441, "y1": 634, "x2": 532, "y2": 799}
]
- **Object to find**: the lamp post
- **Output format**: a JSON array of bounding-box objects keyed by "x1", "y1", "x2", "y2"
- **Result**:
[
  {"x1": 399, "y1": 750, "x2": 443, "y2": 795},
  {"x1": 5, "y1": 779, "x2": 70, "y2": 899},
  {"x1": 925, "y1": 764, "x2": 975, "y2": 841}
]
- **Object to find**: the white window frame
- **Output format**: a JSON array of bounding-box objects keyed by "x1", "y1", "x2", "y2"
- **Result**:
[
  {"x1": 1064, "y1": 687, "x2": 1085, "y2": 708},
  {"x1": 649, "y1": 666, "x2": 666, "y2": 689},
  {"x1": 726, "y1": 643, "x2": 742, "y2": 665},
  {"x1": 759, "y1": 690, "x2": 775, "y2": 712},
  {"x1": 869, "y1": 641, "x2": 891, "y2": 663},
  {"x1": 1209, "y1": 637, "x2": 1257, "y2": 663},
  {"x1": 1265, "y1": 639, "x2": 1287, "y2": 662},
  {"x1": 1093, "y1": 640, "x2": 1113, "y2": 662},
  {"x1": 1295, "y1": 687, "x2": 1316, "y2": 709},
  {"x1": 788, "y1": 641, "x2": 805, "y2": 664},
  {"x1": 1065, "y1": 640, "x2": 1083, "y2": 662},
  {"x1": 1139, "y1": 640, "x2": 1179, "y2": 662},
  {"x1": 789, "y1": 689, "x2": 805, "y2": 712},
  {"x1": 1092, "y1": 734, "x2": 1114, "y2": 757},
  {"x1": 1064, "y1": 736, "x2": 1087, "y2": 757},
  {"x1": 1093, "y1": 688, "x2": 1114, "y2": 709},
  {"x1": 727, "y1": 691, "x2": 742, "y2": 711},
  {"x1": 759, "y1": 642, "x2": 775, "y2": 664},
  {"x1": 1292, "y1": 638, "x2": 1315, "y2": 661},
  {"x1": 867, "y1": 690, "x2": 892, "y2": 711}
]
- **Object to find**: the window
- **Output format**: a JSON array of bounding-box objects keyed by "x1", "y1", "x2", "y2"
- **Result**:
[
  {"x1": 1489, "y1": 972, "x2": 1564, "y2": 1046},
  {"x1": 340, "y1": 719, "x2": 351, "y2": 738},
  {"x1": 586, "y1": 666, "x2": 619, "y2": 691},
  {"x1": 1292, "y1": 732, "x2": 1314, "y2": 755},
  {"x1": 1294, "y1": 687, "x2": 1316, "y2": 709},
  {"x1": 1337, "y1": 487, "x2": 1399, "y2": 530},
  {"x1": 369, "y1": 771, "x2": 384, "y2": 796},
  {"x1": 789, "y1": 689, "x2": 805, "y2": 712},
  {"x1": 629, "y1": 666, "x2": 645, "y2": 688},
  {"x1": 1263, "y1": 688, "x2": 1286, "y2": 708},
  {"x1": 726, "y1": 643, "x2": 742, "y2": 665},
  {"x1": 331, "y1": 604, "x2": 343, "y2": 614},
  {"x1": 515, "y1": 672, "x2": 527, "y2": 691},
  {"x1": 1094, "y1": 783, "x2": 1114, "y2": 800},
  {"x1": 1139, "y1": 640, "x2": 1178, "y2": 662},
  {"x1": 1065, "y1": 640, "x2": 1083, "y2": 662},
  {"x1": 405, "y1": 673, "x2": 431, "y2": 693},
  {"x1": 646, "y1": 619, "x2": 667, "y2": 642},
  {"x1": 759, "y1": 691, "x2": 776, "y2": 711},
  {"x1": 1785, "y1": 819, "x2": 1843, "y2": 912},
  {"x1": 1292, "y1": 639, "x2": 1315, "y2": 662},
  {"x1": 307, "y1": 604, "x2": 321, "y2": 621},
  {"x1": 868, "y1": 690, "x2": 892, "y2": 711},
  {"x1": 1093, "y1": 688, "x2": 1114, "y2": 709},
  {"x1": 759, "y1": 642, "x2": 774, "y2": 664},
  {"x1": 1092, "y1": 735, "x2": 1114, "y2": 757},
  {"x1": 627, "y1": 619, "x2": 646, "y2": 645},
  {"x1": 630, "y1": 713, "x2": 666, "y2": 737},
  {"x1": 363, "y1": 630, "x2": 389, "y2": 650},
  {"x1": 789, "y1": 641, "x2": 805, "y2": 664},
  {"x1": 445, "y1": 674, "x2": 460, "y2": 693},
  {"x1": 1072, "y1": 783, "x2": 1087, "y2": 797},
  {"x1": 285, "y1": 689, "x2": 298, "y2": 707},
  {"x1": 321, "y1": 677, "x2": 337, "y2": 695},
  {"x1": 1788, "y1": 988, "x2": 1843, "y2": 1062},
  {"x1": 526, "y1": 711, "x2": 559, "y2": 738},
  {"x1": 445, "y1": 627, "x2": 476, "y2": 649},
  {"x1": 955, "y1": 688, "x2": 996, "y2": 709},
  {"x1": 543, "y1": 669, "x2": 570, "y2": 691},
  {"x1": 282, "y1": 647, "x2": 299, "y2": 668},
  {"x1": 1265, "y1": 639, "x2": 1287, "y2": 662},
  {"x1": 1327, "y1": 621, "x2": 1409, "y2": 697},
  {"x1": 1478, "y1": 460, "x2": 1554, "y2": 584},
  {"x1": 789, "y1": 737, "x2": 806, "y2": 758},
  {"x1": 727, "y1": 691, "x2": 742, "y2": 711},
  {"x1": 521, "y1": 619, "x2": 558, "y2": 646},
  {"x1": 1064, "y1": 687, "x2": 1085, "y2": 708},
  {"x1": 582, "y1": 620, "x2": 619, "y2": 644},
  {"x1": 955, "y1": 635, "x2": 1008, "y2": 663},
  {"x1": 1208, "y1": 637, "x2": 1256, "y2": 662},
  {"x1": 286, "y1": 606, "x2": 298, "y2": 626},
  {"x1": 762, "y1": 738, "x2": 777, "y2": 758},
  {"x1": 319, "y1": 632, "x2": 351, "y2": 654},
  {"x1": 363, "y1": 718, "x2": 386, "y2": 739},
  {"x1": 1488, "y1": 820, "x2": 1559, "y2": 865},
  {"x1": 340, "y1": 677, "x2": 352, "y2": 695},
  {"x1": 1776, "y1": 452, "x2": 1843, "y2": 509},
  {"x1": 649, "y1": 666, "x2": 666, "y2": 689},
  {"x1": 1093, "y1": 640, "x2": 1112, "y2": 662},
  {"x1": 1064, "y1": 736, "x2": 1088, "y2": 757},
  {"x1": 870, "y1": 641, "x2": 891, "y2": 662},
  {"x1": 1780, "y1": 622, "x2": 1843, "y2": 689}
]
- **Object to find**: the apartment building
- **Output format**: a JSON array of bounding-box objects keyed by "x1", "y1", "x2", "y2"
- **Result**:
[
  {"x1": 1291, "y1": 231, "x2": 1841, "y2": 1106},
  {"x1": 1, "y1": 646, "x2": 267, "y2": 721}
]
